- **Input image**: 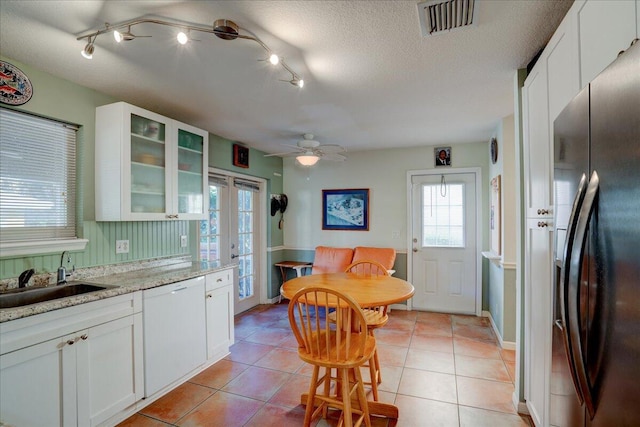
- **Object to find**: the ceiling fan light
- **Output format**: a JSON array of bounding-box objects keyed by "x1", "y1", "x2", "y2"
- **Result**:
[
  {"x1": 81, "y1": 42, "x2": 94, "y2": 59},
  {"x1": 177, "y1": 31, "x2": 189, "y2": 45},
  {"x1": 296, "y1": 154, "x2": 319, "y2": 166}
]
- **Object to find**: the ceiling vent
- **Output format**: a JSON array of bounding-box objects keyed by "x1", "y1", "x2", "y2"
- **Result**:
[{"x1": 418, "y1": 0, "x2": 476, "y2": 37}]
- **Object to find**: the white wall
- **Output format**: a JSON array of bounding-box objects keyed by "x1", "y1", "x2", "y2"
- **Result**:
[{"x1": 283, "y1": 143, "x2": 490, "y2": 252}]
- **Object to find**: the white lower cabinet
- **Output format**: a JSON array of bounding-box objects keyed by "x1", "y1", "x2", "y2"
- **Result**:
[
  {"x1": 0, "y1": 335, "x2": 67, "y2": 426},
  {"x1": 524, "y1": 219, "x2": 554, "y2": 426},
  {"x1": 78, "y1": 314, "x2": 144, "y2": 426},
  {"x1": 0, "y1": 292, "x2": 143, "y2": 427},
  {"x1": 205, "y1": 269, "x2": 234, "y2": 361}
]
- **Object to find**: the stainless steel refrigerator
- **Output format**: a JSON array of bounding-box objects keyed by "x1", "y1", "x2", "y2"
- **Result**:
[{"x1": 551, "y1": 40, "x2": 640, "y2": 427}]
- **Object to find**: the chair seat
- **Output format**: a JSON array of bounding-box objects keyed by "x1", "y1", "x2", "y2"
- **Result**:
[
  {"x1": 362, "y1": 309, "x2": 389, "y2": 329},
  {"x1": 297, "y1": 331, "x2": 377, "y2": 369}
]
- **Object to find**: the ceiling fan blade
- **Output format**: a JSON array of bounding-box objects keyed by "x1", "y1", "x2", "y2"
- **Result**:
[
  {"x1": 264, "y1": 151, "x2": 294, "y2": 157},
  {"x1": 318, "y1": 144, "x2": 346, "y2": 154},
  {"x1": 264, "y1": 151, "x2": 303, "y2": 158},
  {"x1": 321, "y1": 153, "x2": 347, "y2": 161}
]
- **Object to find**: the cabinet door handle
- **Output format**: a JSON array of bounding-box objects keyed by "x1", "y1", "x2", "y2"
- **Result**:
[
  {"x1": 537, "y1": 208, "x2": 550, "y2": 215},
  {"x1": 216, "y1": 278, "x2": 223, "y2": 282},
  {"x1": 171, "y1": 286, "x2": 188, "y2": 294},
  {"x1": 538, "y1": 221, "x2": 548, "y2": 228},
  {"x1": 206, "y1": 294, "x2": 212, "y2": 298},
  {"x1": 66, "y1": 339, "x2": 75, "y2": 346},
  {"x1": 165, "y1": 214, "x2": 179, "y2": 219},
  {"x1": 80, "y1": 334, "x2": 88, "y2": 340}
]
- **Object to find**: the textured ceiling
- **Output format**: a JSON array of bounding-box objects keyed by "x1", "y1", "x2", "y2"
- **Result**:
[{"x1": 0, "y1": 0, "x2": 573, "y2": 155}]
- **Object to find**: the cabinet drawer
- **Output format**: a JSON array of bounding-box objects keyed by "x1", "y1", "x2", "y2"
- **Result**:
[
  {"x1": 0, "y1": 292, "x2": 140, "y2": 356},
  {"x1": 206, "y1": 269, "x2": 232, "y2": 291}
]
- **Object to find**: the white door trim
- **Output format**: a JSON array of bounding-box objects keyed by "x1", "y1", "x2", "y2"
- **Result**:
[
  {"x1": 208, "y1": 167, "x2": 268, "y2": 306},
  {"x1": 406, "y1": 167, "x2": 483, "y2": 315}
]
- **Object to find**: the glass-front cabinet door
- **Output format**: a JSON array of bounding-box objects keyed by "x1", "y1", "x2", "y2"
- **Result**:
[
  {"x1": 129, "y1": 113, "x2": 169, "y2": 216},
  {"x1": 175, "y1": 124, "x2": 207, "y2": 219}
]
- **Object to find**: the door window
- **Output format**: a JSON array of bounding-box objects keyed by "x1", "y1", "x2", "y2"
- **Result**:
[
  {"x1": 237, "y1": 188, "x2": 254, "y2": 300},
  {"x1": 422, "y1": 182, "x2": 465, "y2": 247}
]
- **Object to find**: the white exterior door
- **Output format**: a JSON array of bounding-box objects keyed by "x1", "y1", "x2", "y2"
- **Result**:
[
  {"x1": 410, "y1": 170, "x2": 480, "y2": 314},
  {"x1": 200, "y1": 172, "x2": 263, "y2": 315}
]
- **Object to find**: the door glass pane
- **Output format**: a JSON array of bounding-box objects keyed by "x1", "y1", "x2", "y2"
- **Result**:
[
  {"x1": 177, "y1": 129, "x2": 204, "y2": 214},
  {"x1": 130, "y1": 114, "x2": 166, "y2": 213},
  {"x1": 237, "y1": 189, "x2": 254, "y2": 300},
  {"x1": 200, "y1": 185, "x2": 220, "y2": 262},
  {"x1": 422, "y1": 183, "x2": 465, "y2": 247}
]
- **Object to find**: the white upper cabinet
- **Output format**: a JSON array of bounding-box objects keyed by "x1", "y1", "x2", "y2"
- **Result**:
[
  {"x1": 523, "y1": 10, "x2": 580, "y2": 220},
  {"x1": 95, "y1": 102, "x2": 208, "y2": 221},
  {"x1": 523, "y1": 64, "x2": 551, "y2": 218},
  {"x1": 576, "y1": 0, "x2": 638, "y2": 88}
]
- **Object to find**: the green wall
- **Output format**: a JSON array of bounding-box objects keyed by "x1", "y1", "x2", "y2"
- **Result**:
[{"x1": 0, "y1": 56, "x2": 283, "y2": 282}]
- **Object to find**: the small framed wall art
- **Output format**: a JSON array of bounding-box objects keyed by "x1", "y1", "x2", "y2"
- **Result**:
[
  {"x1": 233, "y1": 144, "x2": 249, "y2": 168},
  {"x1": 434, "y1": 147, "x2": 451, "y2": 167}
]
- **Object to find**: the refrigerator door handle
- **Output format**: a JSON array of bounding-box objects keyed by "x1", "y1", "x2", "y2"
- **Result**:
[
  {"x1": 567, "y1": 170, "x2": 600, "y2": 418},
  {"x1": 559, "y1": 173, "x2": 588, "y2": 403}
]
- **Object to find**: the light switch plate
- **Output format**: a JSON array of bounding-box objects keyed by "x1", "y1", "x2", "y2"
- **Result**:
[
  {"x1": 180, "y1": 235, "x2": 188, "y2": 248},
  {"x1": 116, "y1": 240, "x2": 129, "y2": 254}
]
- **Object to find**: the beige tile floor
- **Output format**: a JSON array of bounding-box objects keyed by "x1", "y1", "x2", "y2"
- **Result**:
[{"x1": 118, "y1": 303, "x2": 532, "y2": 427}]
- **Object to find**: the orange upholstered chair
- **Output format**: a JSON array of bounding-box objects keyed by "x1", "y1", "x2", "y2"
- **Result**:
[
  {"x1": 352, "y1": 247, "x2": 396, "y2": 273},
  {"x1": 311, "y1": 246, "x2": 354, "y2": 274}
]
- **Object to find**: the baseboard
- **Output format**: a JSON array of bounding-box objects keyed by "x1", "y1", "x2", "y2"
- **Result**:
[
  {"x1": 482, "y1": 310, "x2": 516, "y2": 350},
  {"x1": 513, "y1": 391, "x2": 529, "y2": 415}
]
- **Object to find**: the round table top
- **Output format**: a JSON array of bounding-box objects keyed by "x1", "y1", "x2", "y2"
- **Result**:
[{"x1": 282, "y1": 273, "x2": 414, "y2": 308}]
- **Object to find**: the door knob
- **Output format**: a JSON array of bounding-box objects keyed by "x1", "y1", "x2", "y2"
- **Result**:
[
  {"x1": 413, "y1": 248, "x2": 418, "y2": 252},
  {"x1": 231, "y1": 254, "x2": 238, "y2": 259}
]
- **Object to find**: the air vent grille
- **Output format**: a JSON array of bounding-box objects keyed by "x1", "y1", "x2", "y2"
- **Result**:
[{"x1": 418, "y1": 0, "x2": 476, "y2": 37}]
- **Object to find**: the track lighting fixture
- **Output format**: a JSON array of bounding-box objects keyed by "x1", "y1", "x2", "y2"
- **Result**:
[{"x1": 77, "y1": 18, "x2": 304, "y2": 88}]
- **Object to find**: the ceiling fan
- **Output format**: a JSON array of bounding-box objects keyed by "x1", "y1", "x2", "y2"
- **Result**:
[{"x1": 264, "y1": 134, "x2": 347, "y2": 166}]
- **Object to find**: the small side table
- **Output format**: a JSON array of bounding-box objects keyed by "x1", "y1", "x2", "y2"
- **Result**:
[{"x1": 275, "y1": 261, "x2": 312, "y2": 302}]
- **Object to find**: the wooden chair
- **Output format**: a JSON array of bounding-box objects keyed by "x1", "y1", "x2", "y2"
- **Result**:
[
  {"x1": 344, "y1": 260, "x2": 391, "y2": 400},
  {"x1": 288, "y1": 286, "x2": 375, "y2": 427}
]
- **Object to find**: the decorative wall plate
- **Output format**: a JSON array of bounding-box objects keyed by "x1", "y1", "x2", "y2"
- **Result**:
[
  {"x1": 490, "y1": 137, "x2": 498, "y2": 164},
  {"x1": 0, "y1": 61, "x2": 33, "y2": 105}
]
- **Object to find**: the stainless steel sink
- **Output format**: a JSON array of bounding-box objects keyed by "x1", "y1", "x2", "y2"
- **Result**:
[{"x1": 0, "y1": 282, "x2": 116, "y2": 309}]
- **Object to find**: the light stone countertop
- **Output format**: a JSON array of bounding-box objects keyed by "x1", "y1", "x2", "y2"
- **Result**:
[{"x1": 0, "y1": 258, "x2": 237, "y2": 323}]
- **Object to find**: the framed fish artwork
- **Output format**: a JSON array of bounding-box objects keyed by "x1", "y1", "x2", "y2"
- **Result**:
[{"x1": 0, "y1": 60, "x2": 33, "y2": 106}]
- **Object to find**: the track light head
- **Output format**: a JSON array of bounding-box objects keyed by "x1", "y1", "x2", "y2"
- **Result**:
[
  {"x1": 290, "y1": 78, "x2": 304, "y2": 88},
  {"x1": 177, "y1": 31, "x2": 189, "y2": 44},
  {"x1": 269, "y1": 53, "x2": 279, "y2": 65},
  {"x1": 81, "y1": 41, "x2": 94, "y2": 59}
]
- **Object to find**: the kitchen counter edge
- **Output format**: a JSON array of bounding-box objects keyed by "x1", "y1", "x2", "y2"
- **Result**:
[{"x1": 0, "y1": 262, "x2": 237, "y2": 323}]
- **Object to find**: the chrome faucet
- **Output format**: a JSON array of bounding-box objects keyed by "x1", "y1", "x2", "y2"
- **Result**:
[{"x1": 57, "y1": 251, "x2": 71, "y2": 285}]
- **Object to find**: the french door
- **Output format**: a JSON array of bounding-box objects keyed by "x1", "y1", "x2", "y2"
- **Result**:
[
  {"x1": 200, "y1": 172, "x2": 263, "y2": 314},
  {"x1": 409, "y1": 169, "x2": 481, "y2": 314}
]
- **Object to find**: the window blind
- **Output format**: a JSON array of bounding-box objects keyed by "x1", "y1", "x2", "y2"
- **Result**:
[
  {"x1": 208, "y1": 173, "x2": 229, "y2": 187},
  {"x1": 233, "y1": 178, "x2": 260, "y2": 192},
  {"x1": 0, "y1": 108, "x2": 78, "y2": 242}
]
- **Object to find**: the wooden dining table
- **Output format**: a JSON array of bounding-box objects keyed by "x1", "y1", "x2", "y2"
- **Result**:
[{"x1": 281, "y1": 272, "x2": 415, "y2": 419}]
